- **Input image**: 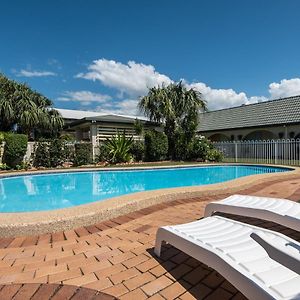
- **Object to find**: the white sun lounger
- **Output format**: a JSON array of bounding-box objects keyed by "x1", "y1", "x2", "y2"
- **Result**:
[
  {"x1": 204, "y1": 195, "x2": 300, "y2": 231},
  {"x1": 155, "y1": 216, "x2": 300, "y2": 300}
]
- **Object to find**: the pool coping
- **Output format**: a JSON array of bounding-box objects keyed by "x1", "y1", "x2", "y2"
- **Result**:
[{"x1": 0, "y1": 163, "x2": 299, "y2": 237}]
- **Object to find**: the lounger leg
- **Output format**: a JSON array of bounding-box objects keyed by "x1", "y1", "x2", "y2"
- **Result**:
[
  {"x1": 204, "y1": 204, "x2": 214, "y2": 217},
  {"x1": 154, "y1": 229, "x2": 166, "y2": 257}
]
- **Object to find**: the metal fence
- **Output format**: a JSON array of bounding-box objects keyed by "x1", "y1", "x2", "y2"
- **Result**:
[{"x1": 213, "y1": 139, "x2": 300, "y2": 166}]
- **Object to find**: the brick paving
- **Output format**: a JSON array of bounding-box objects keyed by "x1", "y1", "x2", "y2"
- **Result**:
[
  {"x1": 0, "y1": 283, "x2": 116, "y2": 299},
  {"x1": 0, "y1": 176, "x2": 300, "y2": 299}
]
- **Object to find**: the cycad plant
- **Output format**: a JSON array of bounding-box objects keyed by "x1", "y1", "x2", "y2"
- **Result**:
[{"x1": 104, "y1": 131, "x2": 133, "y2": 163}]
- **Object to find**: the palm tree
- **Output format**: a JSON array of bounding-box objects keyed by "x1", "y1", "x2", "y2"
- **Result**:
[
  {"x1": 139, "y1": 82, "x2": 207, "y2": 159},
  {"x1": 0, "y1": 74, "x2": 64, "y2": 137},
  {"x1": 0, "y1": 75, "x2": 17, "y2": 130},
  {"x1": 15, "y1": 84, "x2": 40, "y2": 135}
]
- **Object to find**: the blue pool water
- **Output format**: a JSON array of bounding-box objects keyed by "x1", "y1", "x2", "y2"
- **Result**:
[{"x1": 0, "y1": 165, "x2": 289, "y2": 212}]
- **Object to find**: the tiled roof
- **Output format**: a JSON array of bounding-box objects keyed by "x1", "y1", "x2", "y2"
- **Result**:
[{"x1": 198, "y1": 95, "x2": 300, "y2": 132}]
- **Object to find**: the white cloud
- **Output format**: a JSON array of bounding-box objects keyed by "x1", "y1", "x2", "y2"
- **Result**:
[
  {"x1": 76, "y1": 59, "x2": 172, "y2": 97},
  {"x1": 75, "y1": 58, "x2": 300, "y2": 112},
  {"x1": 95, "y1": 99, "x2": 141, "y2": 116},
  {"x1": 248, "y1": 95, "x2": 269, "y2": 103},
  {"x1": 75, "y1": 58, "x2": 272, "y2": 111},
  {"x1": 184, "y1": 81, "x2": 272, "y2": 110},
  {"x1": 185, "y1": 81, "x2": 249, "y2": 110},
  {"x1": 16, "y1": 69, "x2": 57, "y2": 77},
  {"x1": 57, "y1": 91, "x2": 111, "y2": 106},
  {"x1": 269, "y1": 78, "x2": 300, "y2": 99}
]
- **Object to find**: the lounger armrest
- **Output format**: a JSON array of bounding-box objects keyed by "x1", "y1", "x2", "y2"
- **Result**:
[{"x1": 250, "y1": 232, "x2": 300, "y2": 275}]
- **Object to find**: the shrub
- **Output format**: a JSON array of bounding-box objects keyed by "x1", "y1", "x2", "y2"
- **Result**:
[
  {"x1": 186, "y1": 136, "x2": 212, "y2": 161},
  {"x1": 144, "y1": 130, "x2": 168, "y2": 161},
  {"x1": 49, "y1": 139, "x2": 64, "y2": 167},
  {"x1": 15, "y1": 161, "x2": 31, "y2": 170},
  {"x1": 174, "y1": 129, "x2": 188, "y2": 160},
  {"x1": 33, "y1": 140, "x2": 50, "y2": 167},
  {"x1": 62, "y1": 143, "x2": 75, "y2": 162},
  {"x1": 104, "y1": 132, "x2": 133, "y2": 163},
  {"x1": 3, "y1": 133, "x2": 28, "y2": 168},
  {"x1": 0, "y1": 132, "x2": 5, "y2": 143},
  {"x1": 74, "y1": 143, "x2": 93, "y2": 166},
  {"x1": 0, "y1": 163, "x2": 9, "y2": 170},
  {"x1": 207, "y1": 148, "x2": 223, "y2": 162},
  {"x1": 97, "y1": 143, "x2": 111, "y2": 162},
  {"x1": 60, "y1": 134, "x2": 75, "y2": 142},
  {"x1": 33, "y1": 139, "x2": 75, "y2": 168},
  {"x1": 130, "y1": 140, "x2": 144, "y2": 161},
  {"x1": 186, "y1": 136, "x2": 223, "y2": 162}
]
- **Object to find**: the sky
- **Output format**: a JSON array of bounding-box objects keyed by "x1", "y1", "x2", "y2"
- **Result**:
[{"x1": 1, "y1": 0, "x2": 300, "y2": 116}]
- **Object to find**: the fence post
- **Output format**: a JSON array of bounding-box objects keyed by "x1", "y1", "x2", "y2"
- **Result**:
[
  {"x1": 235, "y1": 142, "x2": 238, "y2": 163},
  {"x1": 274, "y1": 141, "x2": 278, "y2": 165},
  {"x1": 90, "y1": 124, "x2": 98, "y2": 161},
  {"x1": 0, "y1": 142, "x2": 4, "y2": 164}
]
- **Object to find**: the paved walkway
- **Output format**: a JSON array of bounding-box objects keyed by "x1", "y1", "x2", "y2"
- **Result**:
[
  {"x1": 0, "y1": 177, "x2": 300, "y2": 299},
  {"x1": 0, "y1": 283, "x2": 116, "y2": 299}
]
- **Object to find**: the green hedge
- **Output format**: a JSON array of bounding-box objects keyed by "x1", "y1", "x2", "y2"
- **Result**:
[
  {"x1": 97, "y1": 143, "x2": 111, "y2": 162},
  {"x1": 0, "y1": 132, "x2": 5, "y2": 143},
  {"x1": 207, "y1": 148, "x2": 223, "y2": 162},
  {"x1": 49, "y1": 139, "x2": 64, "y2": 167},
  {"x1": 74, "y1": 143, "x2": 93, "y2": 166},
  {"x1": 186, "y1": 137, "x2": 223, "y2": 162},
  {"x1": 130, "y1": 140, "x2": 144, "y2": 161},
  {"x1": 186, "y1": 137, "x2": 211, "y2": 161},
  {"x1": 34, "y1": 139, "x2": 76, "y2": 168},
  {"x1": 33, "y1": 140, "x2": 50, "y2": 167},
  {"x1": 144, "y1": 130, "x2": 168, "y2": 161},
  {"x1": 33, "y1": 140, "x2": 92, "y2": 168},
  {"x1": 3, "y1": 133, "x2": 28, "y2": 168}
]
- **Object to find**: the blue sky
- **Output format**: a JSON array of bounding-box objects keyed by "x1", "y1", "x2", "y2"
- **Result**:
[{"x1": 1, "y1": 0, "x2": 300, "y2": 115}]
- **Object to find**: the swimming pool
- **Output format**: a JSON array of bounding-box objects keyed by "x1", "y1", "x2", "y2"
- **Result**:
[{"x1": 0, "y1": 165, "x2": 290, "y2": 212}]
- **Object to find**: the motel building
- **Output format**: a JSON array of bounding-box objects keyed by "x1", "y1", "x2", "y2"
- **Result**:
[
  {"x1": 56, "y1": 108, "x2": 158, "y2": 157},
  {"x1": 58, "y1": 95, "x2": 300, "y2": 146},
  {"x1": 197, "y1": 95, "x2": 300, "y2": 141}
]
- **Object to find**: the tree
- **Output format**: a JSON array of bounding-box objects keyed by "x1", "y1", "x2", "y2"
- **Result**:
[
  {"x1": 139, "y1": 82, "x2": 207, "y2": 159},
  {"x1": 0, "y1": 73, "x2": 64, "y2": 137},
  {"x1": 133, "y1": 118, "x2": 144, "y2": 136},
  {"x1": 0, "y1": 75, "x2": 16, "y2": 131}
]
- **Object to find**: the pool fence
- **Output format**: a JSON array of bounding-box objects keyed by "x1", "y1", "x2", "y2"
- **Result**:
[{"x1": 213, "y1": 139, "x2": 300, "y2": 166}]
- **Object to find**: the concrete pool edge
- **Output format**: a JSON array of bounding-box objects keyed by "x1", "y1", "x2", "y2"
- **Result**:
[
  {"x1": 0, "y1": 163, "x2": 298, "y2": 238},
  {"x1": 0, "y1": 162, "x2": 294, "y2": 178}
]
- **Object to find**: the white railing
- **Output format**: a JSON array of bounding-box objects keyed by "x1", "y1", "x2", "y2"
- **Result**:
[{"x1": 213, "y1": 139, "x2": 300, "y2": 166}]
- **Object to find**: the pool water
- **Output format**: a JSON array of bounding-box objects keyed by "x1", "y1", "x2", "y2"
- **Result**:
[{"x1": 0, "y1": 165, "x2": 289, "y2": 212}]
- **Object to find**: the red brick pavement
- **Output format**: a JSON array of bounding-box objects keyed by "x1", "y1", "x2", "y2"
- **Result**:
[{"x1": 0, "y1": 176, "x2": 300, "y2": 299}]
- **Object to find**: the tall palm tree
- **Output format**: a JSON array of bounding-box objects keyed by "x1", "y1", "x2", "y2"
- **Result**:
[
  {"x1": 0, "y1": 74, "x2": 64, "y2": 137},
  {"x1": 15, "y1": 84, "x2": 40, "y2": 135},
  {"x1": 139, "y1": 82, "x2": 207, "y2": 159},
  {"x1": 0, "y1": 75, "x2": 17, "y2": 130}
]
